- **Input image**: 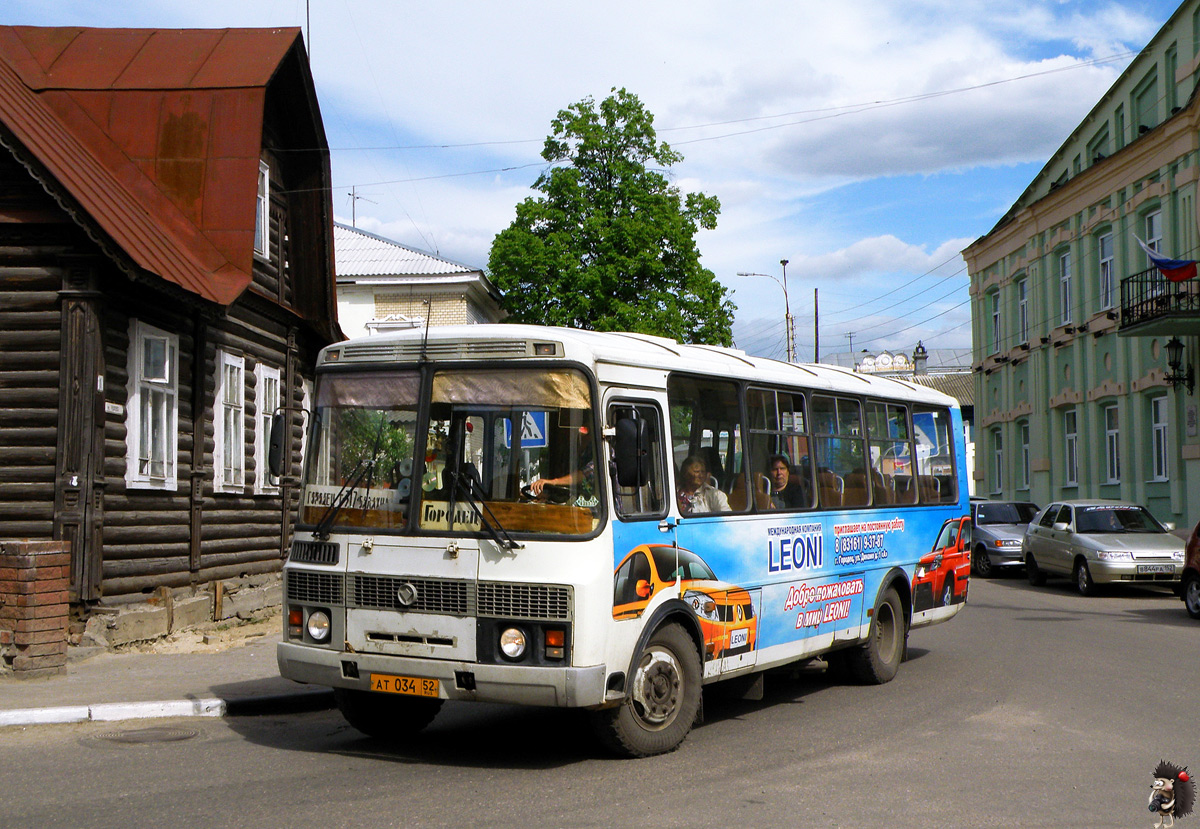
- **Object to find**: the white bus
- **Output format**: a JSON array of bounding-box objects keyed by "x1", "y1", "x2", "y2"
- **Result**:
[{"x1": 275, "y1": 324, "x2": 968, "y2": 756}]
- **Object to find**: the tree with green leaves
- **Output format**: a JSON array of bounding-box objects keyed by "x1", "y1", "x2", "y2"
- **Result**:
[{"x1": 488, "y1": 88, "x2": 735, "y2": 345}]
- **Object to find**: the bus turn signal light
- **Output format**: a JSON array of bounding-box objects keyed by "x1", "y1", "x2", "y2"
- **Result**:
[{"x1": 545, "y1": 629, "x2": 565, "y2": 659}]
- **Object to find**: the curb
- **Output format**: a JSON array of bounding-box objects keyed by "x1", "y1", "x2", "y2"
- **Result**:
[{"x1": 0, "y1": 689, "x2": 334, "y2": 728}]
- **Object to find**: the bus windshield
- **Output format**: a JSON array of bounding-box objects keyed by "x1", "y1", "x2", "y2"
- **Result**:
[{"x1": 300, "y1": 367, "x2": 600, "y2": 537}]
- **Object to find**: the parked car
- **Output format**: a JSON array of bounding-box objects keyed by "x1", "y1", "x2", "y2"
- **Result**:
[
  {"x1": 1179, "y1": 520, "x2": 1200, "y2": 619},
  {"x1": 970, "y1": 498, "x2": 1040, "y2": 577},
  {"x1": 913, "y1": 514, "x2": 971, "y2": 614},
  {"x1": 1022, "y1": 500, "x2": 1184, "y2": 596}
]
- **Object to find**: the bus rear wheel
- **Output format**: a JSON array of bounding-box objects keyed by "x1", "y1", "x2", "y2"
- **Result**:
[
  {"x1": 844, "y1": 587, "x2": 905, "y2": 685},
  {"x1": 334, "y1": 688, "x2": 443, "y2": 740},
  {"x1": 591, "y1": 623, "x2": 701, "y2": 758}
]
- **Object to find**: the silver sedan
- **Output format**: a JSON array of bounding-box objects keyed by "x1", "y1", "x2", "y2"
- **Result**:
[{"x1": 1022, "y1": 499, "x2": 1184, "y2": 596}]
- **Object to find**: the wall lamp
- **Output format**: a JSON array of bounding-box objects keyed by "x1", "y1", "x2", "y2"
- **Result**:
[{"x1": 1166, "y1": 337, "x2": 1195, "y2": 395}]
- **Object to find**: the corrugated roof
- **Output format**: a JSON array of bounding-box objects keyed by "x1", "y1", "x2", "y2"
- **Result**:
[
  {"x1": 0, "y1": 26, "x2": 306, "y2": 305},
  {"x1": 334, "y1": 222, "x2": 479, "y2": 278},
  {"x1": 909, "y1": 373, "x2": 975, "y2": 406}
]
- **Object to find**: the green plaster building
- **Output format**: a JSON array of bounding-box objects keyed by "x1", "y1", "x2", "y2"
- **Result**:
[{"x1": 964, "y1": 0, "x2": 1200, "y2": 528}]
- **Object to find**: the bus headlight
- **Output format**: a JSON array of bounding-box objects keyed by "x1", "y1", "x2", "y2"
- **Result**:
[
  {"x1": 499, "y1": 627, "x2": 527, "y2": 659},
  {"x1": 306, "y1": 610, "x2": 332, "y2": 643}
]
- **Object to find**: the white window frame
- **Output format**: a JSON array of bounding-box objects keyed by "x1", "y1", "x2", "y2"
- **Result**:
[
  {"x1": 254, "y1": 160, "x2": 270, "y2": 259},
  {"x1": 1017, "y1": 278, "x2": 1029, "y2": 345},
  {"x1": 214, "y1": 350, "x2": 246, "y2": 493},
  {"x1": 125, "y1": 320, "x2": 179, "y2": 490},
  {"x1": 1098, "y1": 233, "x2": 1114, "y2": 311},
  {"x1": 991, "y1": 429, "x2": 1003, "y2": 494},
  {"x1": 254, "y1": 363, "x2": 282, "y2": 495},
  {"x1": 1059, "y1": 250, "x2": 1073, "y2": 325},
  {"x1": 990, "y1": 292, "x2": 1001, "y2": 354},
  {"x1": 1151, "y1": 396, "x2": 1169, "y2": 482},
  {"x1": 1064, "y1": 408, "x2": 1078, "y2": 486},
  {"x1": 1104, "y1": 404, "x2": 1120, "y2": 484},
  {"x1": 1019, "y1": 421, "x2": 1030, "y2": 490}
]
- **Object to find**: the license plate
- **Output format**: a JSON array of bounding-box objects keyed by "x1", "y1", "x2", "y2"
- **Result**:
[
  {"x1": 369, "y1": 673, "x2": 440, "y2": 698},
  {"x1": 1137, "y1": 564, "x2": 1174, "y2": 574}
]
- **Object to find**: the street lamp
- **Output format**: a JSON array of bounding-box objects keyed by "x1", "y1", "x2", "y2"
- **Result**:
[
  {"x1": 738, "y1": 261, "x2": 794, "y2": 362},
  {"x1": 1165, "y1": 336, "x2": 1194, "y2": 395}
]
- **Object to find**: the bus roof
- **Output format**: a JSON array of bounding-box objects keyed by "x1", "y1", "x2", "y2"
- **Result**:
[{"x1": 321, "y1": 324, "x2": 959, "y2": 408}]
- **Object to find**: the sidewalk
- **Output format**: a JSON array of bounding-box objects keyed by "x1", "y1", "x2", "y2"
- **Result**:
[{"x1": 0, "y1": 622, "x2": 333, "y2": 727}]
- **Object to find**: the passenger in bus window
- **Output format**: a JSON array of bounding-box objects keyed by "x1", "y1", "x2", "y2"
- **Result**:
[
  {"x1": 677, "y1": 455, "x2": 730, "y2": 514},
  {"x1": 767, "y1": 454, "x2": 806, "y2": 509}
]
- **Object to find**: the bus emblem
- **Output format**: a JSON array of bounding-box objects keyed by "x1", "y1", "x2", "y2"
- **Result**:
[{"x1": 395, "y1": 582, "x2": 419, "y2": 607}]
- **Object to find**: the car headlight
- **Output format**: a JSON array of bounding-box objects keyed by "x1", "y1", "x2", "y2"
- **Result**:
[
  {"x1": 914, "y1": 566, "x2": 926, "y2": 579},
  {"x1": 499, "y1": 627, "x2": 527, "y2": 659},
  {"x1": 306, "y1": 609, "x2": 332, "y2": 642},
  {"x1": 683, "y1": 590, "x2": 721, "y2": 622},
  {"x1": 996, "y1": 539, "x2": 1021, "y2": 548},
  {"x1": 1096, "y1": 551, "x2": 1132, "y2": 561}
]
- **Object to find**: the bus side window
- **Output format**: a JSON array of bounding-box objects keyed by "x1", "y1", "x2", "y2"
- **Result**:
[
  {"x1": 608, "y1": 403, "x2": 667, "y2": 520},
  {"x1": 667, "y1": 375, "x2": 746, "y2": 513},
  {"x1": 913, "y1": 406, "x2": 958, "y2": 505}
]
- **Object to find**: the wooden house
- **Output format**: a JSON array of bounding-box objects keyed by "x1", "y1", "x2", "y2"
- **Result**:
[{"x1": 0, "y1": 26, "x2": 341, "y2": 604}]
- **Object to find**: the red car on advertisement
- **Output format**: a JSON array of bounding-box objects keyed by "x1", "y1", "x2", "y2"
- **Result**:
[{"x1": 912, "y1": 515, "x2": 970, "y2": 614}]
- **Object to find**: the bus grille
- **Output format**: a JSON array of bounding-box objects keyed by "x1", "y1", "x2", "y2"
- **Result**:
[
  {"x1": 287, "y1": 570, "x2": 343, "y2": 605},
  {"x1": 288, "y1": 540, "x2": 339, "y2": 565},
  {"x1": 478, "y1": 582, "x2": 571, "y2": 621},
  {"x1": 349, "y1": 575, "x2": 471, "y2": 615},
  {"x1": 339, "y1": 339, "x2": 534, "y2": 362}
]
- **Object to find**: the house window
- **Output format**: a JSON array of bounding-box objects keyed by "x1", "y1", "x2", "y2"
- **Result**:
[
  {"x1": 1151, "y1": 396, "x2": 1169, "y2": 482},
  {"x1": 254, "y1": 160, "x2": 269, "y2": 259},
  {"x1": 1059, "y1": 250, "x2": 1073, "y2": 325},
  {"x1": 1146, "y1": 210, "x2": 1164, "y2": 294},
  {"x1": 125, "y1": 320, "x2": 179, "y2": 490},
  {"x1": 1018, "y1": 421, "x2": 1030, "y2": 490},
  {"x1": 254, "y1": 363, "x2": 282, "y2": 494},
  {"x1": 1064, "y1": 408, "x2": 1078, "y2": 486},
  {"x1": 992, "y1": 429, "x2": 1003, "y2": 494},
  {"x1": 214, "y1": 350, "x2": 246, "y2": 492},
  {"x1": 1098, "y1": 233, "x2": 1114, "y2": 310},
  {"x1": 1104, "y1": 404, "x2": 1120, "y2": 484},
  {"x1": 1017, "y1": 278, "x2": 1029, "y2": 345},
  {"x1": 990, "y1": 291, "x2": 1001, "y2": 354}
]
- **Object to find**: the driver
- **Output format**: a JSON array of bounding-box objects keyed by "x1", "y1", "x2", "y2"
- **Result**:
[{"x1": 530, "y1": 441, "x2": 596, "y2": 505}]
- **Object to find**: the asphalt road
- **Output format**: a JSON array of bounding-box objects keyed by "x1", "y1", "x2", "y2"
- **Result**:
[{"x1": 2, "y1": 575, "x2": 1197, "y2": 829}]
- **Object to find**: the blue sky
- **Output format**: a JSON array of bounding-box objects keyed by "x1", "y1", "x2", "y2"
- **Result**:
[{"x1": 5, "y1": 0, "x2": 1187, "y2": 360}]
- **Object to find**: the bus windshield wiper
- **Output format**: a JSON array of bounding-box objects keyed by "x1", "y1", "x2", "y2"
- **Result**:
[
  {"x1": 312, "y1": 454, "x2": 376, "y2": 540},
  {"x1": 449, "y1": 463, "x2": 524, "y2": 551}
]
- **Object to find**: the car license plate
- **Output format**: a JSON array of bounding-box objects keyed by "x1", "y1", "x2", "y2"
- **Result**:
[
  {"x1": 1137, "y1": 564, "x2": 1174, "y2": 574},
  {"x1": 369, "y1": 673, "x2": 440, "y2": 698}
]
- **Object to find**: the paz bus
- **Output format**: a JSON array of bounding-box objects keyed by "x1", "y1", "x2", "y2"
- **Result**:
[{"x1": 274, "y1": 324, "x2": 968, "y2": 757}]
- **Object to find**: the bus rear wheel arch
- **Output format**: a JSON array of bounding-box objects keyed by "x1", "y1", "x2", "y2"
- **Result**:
[
  {"x1": 590, "y1": 622, "x2": 701, "y2": 757},
  {"x1": 843, "y1": 586, "x2": 906, "y2": 684}
]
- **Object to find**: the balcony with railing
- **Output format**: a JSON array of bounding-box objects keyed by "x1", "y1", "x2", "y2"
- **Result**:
[{"x1": 1119, "y1": 266, "x2": 1200, "y2": 335}]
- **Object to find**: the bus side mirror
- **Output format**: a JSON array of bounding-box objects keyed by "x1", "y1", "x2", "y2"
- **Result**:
[
  {"x1": 613, "y1": 416, "x2": 650, "y2": 487},
  {"x1": 635, "y1": 579, "x2": 653, "y2": 599},
  {"x1": 268, "y1": 412, "x2": 286, "y2": 477}
]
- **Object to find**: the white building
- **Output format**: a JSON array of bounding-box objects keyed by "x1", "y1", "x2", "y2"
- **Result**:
[{"x1": 334, "y1": 223, "x2": 504, "y2": 338}]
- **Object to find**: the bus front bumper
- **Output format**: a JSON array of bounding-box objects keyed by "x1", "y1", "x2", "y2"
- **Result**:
[{"x1": 277, "y1": 642, "x2": 607, "y2": 708}]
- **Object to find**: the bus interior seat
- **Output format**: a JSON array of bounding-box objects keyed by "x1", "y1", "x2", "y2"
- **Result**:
[
  {"x1": 870, "y1": 469, "x2": 892, "y2": 504},
  {"x1": 818, "y1": 470, "x2": 842, "y2": 507},
  {"x1": 892, "y1": 474, "x2": 917, "y2": 504},
  {"x1": 699, "y1": 446, "x2": 725, "y2": 488},
  {"x1": 843, "y1": 470, "x2": 869, "y2": 507},
  {"x1": 918, "y1": 475, "x2": 941, "y2": 503},
  {"x1": 727, "y1": 472, "x2": 769, "y2": 511}
]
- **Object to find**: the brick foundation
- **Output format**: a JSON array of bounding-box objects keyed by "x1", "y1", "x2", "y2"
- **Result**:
[{"x1": 0, "y1": 540, "x2": 71, "y2": 678}]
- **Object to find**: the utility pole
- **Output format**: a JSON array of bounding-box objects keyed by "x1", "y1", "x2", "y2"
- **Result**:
[
  {"x1": 813, "y1": 288, "x2": 819, "y2": 364},
  {"x1": 845, "y1": 331, "x2": 856, "y2": 367}
]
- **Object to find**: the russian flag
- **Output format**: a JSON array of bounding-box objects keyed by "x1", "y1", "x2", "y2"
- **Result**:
[{"x1": 1136, "y1": 236, "x2": 1198, "y2": 282}]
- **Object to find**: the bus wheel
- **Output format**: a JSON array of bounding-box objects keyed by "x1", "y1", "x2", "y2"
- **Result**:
[
  {"x1": 334, "y1": 688, "x2": 443, "y2": 740},
  {"x1": 591, "y1": 623, "x2": 701, "y2": 757},
  {"x1": 845, "y1": 587, "x2": 905, "y2": 685}
]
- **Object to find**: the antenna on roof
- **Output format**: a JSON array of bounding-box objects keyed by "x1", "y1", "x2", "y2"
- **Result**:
[{"x1": 348, "y1": 186, "x2": 378, "y2": 227}]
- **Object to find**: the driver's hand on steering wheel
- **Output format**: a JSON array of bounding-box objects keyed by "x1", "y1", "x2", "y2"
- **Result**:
[{"x1": 530, "y1": 478, "x2": 549, "y2": 496}]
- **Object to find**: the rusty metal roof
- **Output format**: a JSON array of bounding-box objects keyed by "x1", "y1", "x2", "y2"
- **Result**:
[{"x1": 0, "y1": 26, "x2": 307, "y2": 305}]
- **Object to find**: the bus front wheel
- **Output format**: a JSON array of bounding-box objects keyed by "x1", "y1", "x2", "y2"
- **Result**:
[
  {"x1": 591, "y1": 623, "x2": 701, "y2": 757},
  {"x1": 334, "y1": 688, "x2": 443, "y2": 740},
  {"x1": 844, "y1": 587, "x2": 906, "y2": 685}
]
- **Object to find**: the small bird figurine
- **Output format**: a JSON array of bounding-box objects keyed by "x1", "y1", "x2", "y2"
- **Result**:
[{"x1": 1150, "y1": 760, "x2": 1195, "y2": 829}]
